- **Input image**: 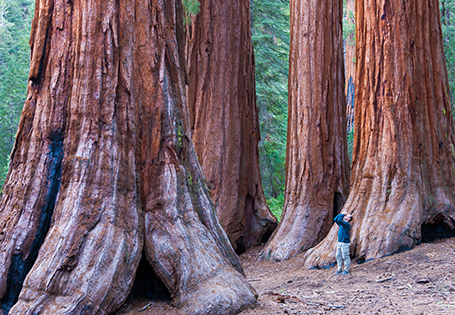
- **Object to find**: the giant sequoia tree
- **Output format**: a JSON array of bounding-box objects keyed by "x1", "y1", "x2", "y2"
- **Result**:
[
  {"x1": 258, "y1": 0, "x2": 350, "y2": 262},
  {"x1": 305, "y1": 0, "x2": 455, "y2": 268},
  {"x1": 0, "y1": 0, "x2": 257, "y2": 314},
  {"x1": 186, "y1": 0, "x2": 277, "y2": 252}
]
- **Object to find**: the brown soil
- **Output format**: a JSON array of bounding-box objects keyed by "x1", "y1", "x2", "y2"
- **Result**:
[{"x1": 117, "y1": 237, "x2": 455, "y2": 315}]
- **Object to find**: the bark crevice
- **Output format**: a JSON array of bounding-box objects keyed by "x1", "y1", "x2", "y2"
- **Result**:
[
  {"x1": 0, "y1": 0, "x2": 256, "y2": 314},
  {"x1": 128, "y1": 255, "x2": 171, "y2": 302},
  {"x1": 0, "y1": 135, "x2": 64, "y2": 315},
  {"x1": 421, "y1": 214, "x2": 455, "y2": 243},
  {"x1": 304, "y1": 0, "x2": 455, "y2": 269},
  {"x1": 186, "y1": 0, "x2": 277, "y2": 252}
]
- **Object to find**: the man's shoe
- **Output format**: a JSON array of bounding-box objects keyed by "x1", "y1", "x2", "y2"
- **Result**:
[
  {"x1": 334, "y1": 270, "x2": 342, "y2": 276},
  {"x1": 341, "y1": 270, "x2": 349, "y2": 275}
]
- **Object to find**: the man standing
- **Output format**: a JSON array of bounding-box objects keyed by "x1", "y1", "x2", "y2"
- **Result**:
[{"x1": 334, "y1": 213, "x2": 352, "y2": 275}]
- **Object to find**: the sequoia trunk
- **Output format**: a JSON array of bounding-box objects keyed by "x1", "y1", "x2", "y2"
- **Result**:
[
  {"x1": 186, "y1": 0, "x2": 277, "y2": 253},
  {"x1": 304, "y1": 0, "x2": 455, "y2": 268},
  {"x1": 0, "y1": 0, "x2": 256, "y2": 314},
  {"x1": 258, "y1": 0, "x2": 350, "y2": 262}
]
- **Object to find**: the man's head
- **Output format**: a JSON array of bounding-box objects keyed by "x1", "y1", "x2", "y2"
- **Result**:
[{"x1": 344, "y1": 214, "x2": 352, "y2": 222}]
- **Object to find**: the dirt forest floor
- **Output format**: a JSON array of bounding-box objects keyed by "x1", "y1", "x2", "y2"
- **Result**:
[{"x1": 117, "y1": 237, "x2": 455, "y2": 315}]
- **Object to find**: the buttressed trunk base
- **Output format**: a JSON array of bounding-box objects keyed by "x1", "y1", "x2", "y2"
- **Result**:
[
  {"x1": 0, "y1": 0, "x2": 257, "y2": 314},
  {"x1": 304, "y1": 0, "x2": 455, "y2": 269}
]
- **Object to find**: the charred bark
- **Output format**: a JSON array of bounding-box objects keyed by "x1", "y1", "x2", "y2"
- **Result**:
[
  {"x1": 258, "y1": 0, "x2": 350, "y2": 262},
  {"x1": 0, "y1": 0, "x2": 256, "y2": 314},
  {"x1": 186, "y1": 0, "x2": 277, "y2": 253},
  {"x1": 304, "y1": 0, "x2": 455, "y2": 268}
]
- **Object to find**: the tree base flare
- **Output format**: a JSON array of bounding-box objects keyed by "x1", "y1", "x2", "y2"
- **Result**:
[
  {"x1": 177, "y1": 268, "x2": 257, "y2": 315},
  {"x1": 0, "y1": 0, "x2": 257, "y2": 314}
]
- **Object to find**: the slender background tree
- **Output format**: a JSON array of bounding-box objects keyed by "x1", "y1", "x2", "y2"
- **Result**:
[
  {"x1": 344, "y1": 0, "x2": 355, "y2": 158},
  {"x1": 252, "y1": 0, "x2": 290, "y2": 219}
]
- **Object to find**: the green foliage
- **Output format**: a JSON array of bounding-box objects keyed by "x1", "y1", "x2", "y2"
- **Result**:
[
  {"x1": 252, "y1": 0, "x2": 289, "y2": 205},
  {"x1": 182, "y1": 0, "x2": 200, "y2": 26},
  {"x1": 267, "y1": 192, "x2": 284, "y2": 222},
  {"x1": 0, "y1": 0, "x2": 34, "y2": 186},
  {"x1": 342, "y1": 1, "x2": 355, "y2": 45},
  {"x1": 177, "y1": 124, "x2": 183, "y2": 148},
  {"x1": 347, "y1": 127, "x2": 354, "y2": 162},
  {"x1": 440, "y1": 0, "x2": 455, "y2": 119}
]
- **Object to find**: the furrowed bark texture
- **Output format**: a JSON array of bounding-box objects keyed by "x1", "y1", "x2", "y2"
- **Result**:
[
  {"x1": 186, "y1": 0, "x2": 277, "y2": 252},
  {"x1": 304, "y1": 0, "x2": 455, "y2": 269},
  {"x1": 258, "y1": 0, "x2": 350, "y2": 262},
  {"x1": 136, "y1": 1, "x2": 256, "y2": 313},
  {"x1": 0, "y1": 1, "x2": 143, "y2": 313},
  {"x1": 0, "y1": 0, "x2": 256, "y2": 314}
]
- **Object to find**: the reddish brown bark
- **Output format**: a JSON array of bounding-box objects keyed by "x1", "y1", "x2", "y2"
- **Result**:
[
  {"x1": 305, "y1": 0, "x2": 455, "y2": 268},
  {"x1": 258, "y1": 0, "x2": 350, "y2": 262},
  {"x1": 186, "y1": 0, "x2": 277, "y2": 252},
  {"x1": 0, "y1": 0, "x2": 256, "y2": 314}
]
